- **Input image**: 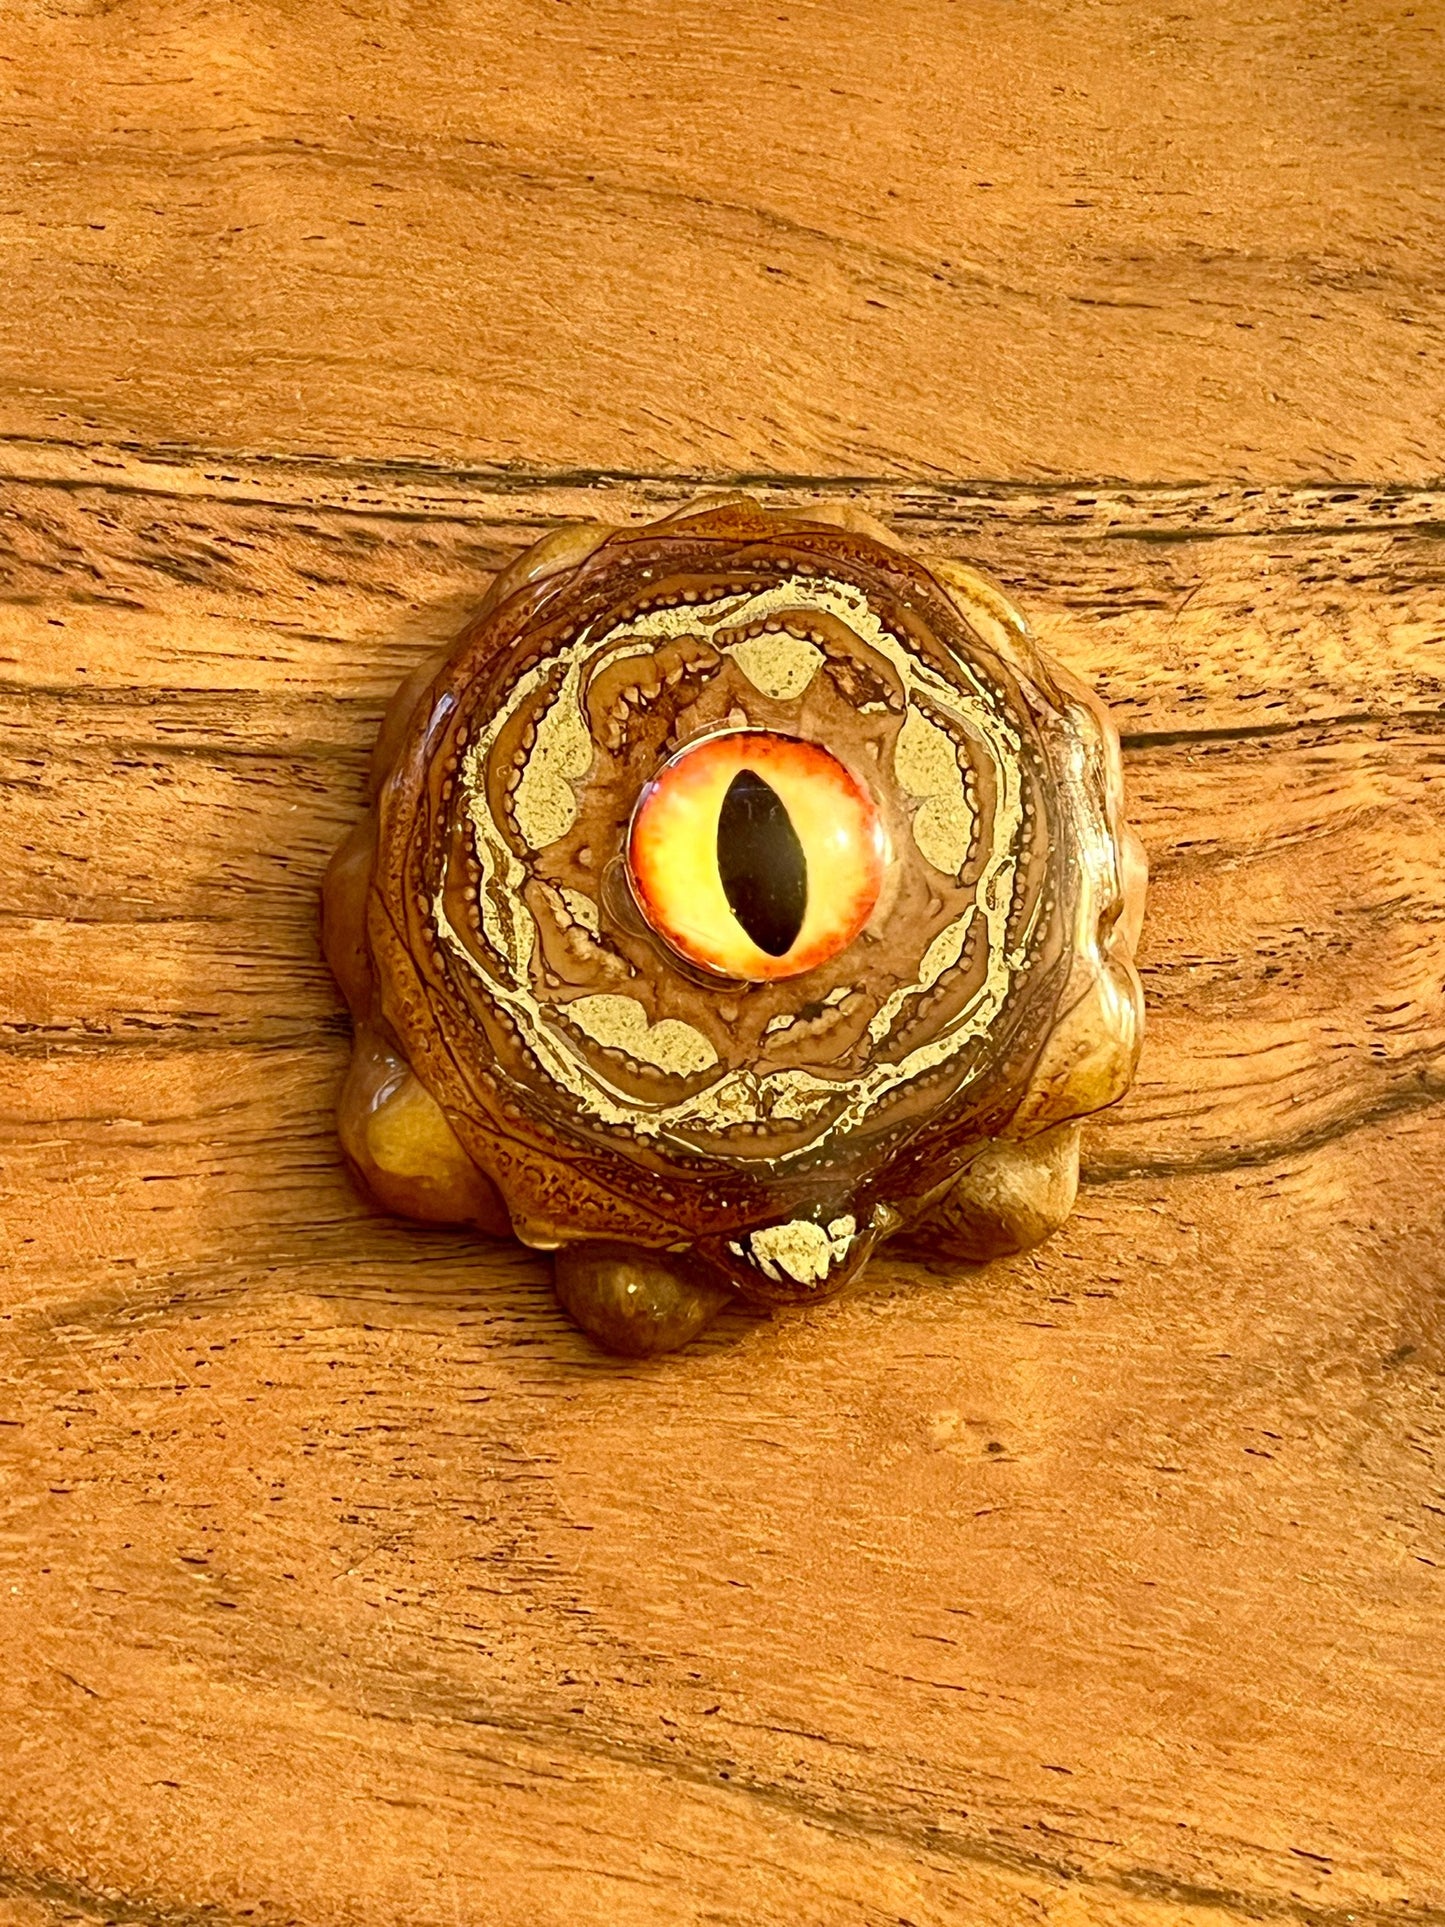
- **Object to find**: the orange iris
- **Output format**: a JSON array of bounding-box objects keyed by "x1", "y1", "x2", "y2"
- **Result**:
[{"x1": 627, "y1": 731, "x2": 885, "y2": 982}]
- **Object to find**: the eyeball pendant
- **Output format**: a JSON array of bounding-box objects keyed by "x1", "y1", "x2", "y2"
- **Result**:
[{"x1": 323, "y1": 497, "x2": 1146, "y2": 1354}]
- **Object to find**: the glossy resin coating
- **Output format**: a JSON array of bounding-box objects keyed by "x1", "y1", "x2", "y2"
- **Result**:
[{"x1": 323, "y1": 497, "x2": 1146, "y2": 1352}]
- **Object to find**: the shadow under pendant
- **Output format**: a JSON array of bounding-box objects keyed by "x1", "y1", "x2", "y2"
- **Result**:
[{"x1": 322, "y1": 496, "x2": 1147, "y2": 1354}]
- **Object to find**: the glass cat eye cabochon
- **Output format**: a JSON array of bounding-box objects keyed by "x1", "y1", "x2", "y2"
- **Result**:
[{"x1": 626, "y1": 729, "x2": 887, "y2": 982}]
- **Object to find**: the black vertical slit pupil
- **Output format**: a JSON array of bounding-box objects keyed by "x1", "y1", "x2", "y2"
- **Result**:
[{"x1": 717, "y1": 768, "x2": 808, "y2": 957}]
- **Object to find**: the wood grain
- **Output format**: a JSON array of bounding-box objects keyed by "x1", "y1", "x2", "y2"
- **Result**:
[
  {"x1": 4, "y1": 0, "x2": 1445, "y2": 1910},
  {"x1": 2, "y1": 438, "x2": 1443, "y2": 1923},
  {"x1": 0, "y1": 0, "x2": 1443, "y2": 480}
]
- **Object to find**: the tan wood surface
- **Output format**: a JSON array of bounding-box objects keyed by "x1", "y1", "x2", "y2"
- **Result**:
[
  {"x1": 2, "y1": 5, "x2": 1444, "y2": 1924},
  {"x1": 1, "y1": 0, "x2": 1443, "y2": 480}
]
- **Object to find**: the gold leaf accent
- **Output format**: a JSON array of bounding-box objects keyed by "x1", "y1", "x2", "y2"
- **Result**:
[
  {"x1": 725, "y1": 632, "x2": 824, "y2": 701},
  {"x1": 895, "y1": 705, "x2": 973, "y2": 876},
  {"x1": 562, "y1": 994, "x2": 719, "y2": 1079},
  {"x1": 512, "y1": 667, "x2": 593, "y2": 849},
  {"x1": 738, "y1": 1214, "x2": 857, "y2": 1286},
  {"x1": 868, "y1": 909, "x2": 974, "y2": 1043}
]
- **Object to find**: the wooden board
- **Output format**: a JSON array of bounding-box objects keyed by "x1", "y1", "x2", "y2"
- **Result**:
[
  {"x1": 0, "y1": 0, "x2": 1442, "y2": 480},
  {"x1": 2, "y1": 442, "x2": 1443, "y2": 1925},
  {"x1": 3, "y1": 0, "x2": 1445, "y2": 1916}
]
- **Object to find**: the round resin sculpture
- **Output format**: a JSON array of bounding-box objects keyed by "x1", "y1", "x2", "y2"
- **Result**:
[{"x1": 323, "y1": 497, "x2": 1146, "y2": 1355}]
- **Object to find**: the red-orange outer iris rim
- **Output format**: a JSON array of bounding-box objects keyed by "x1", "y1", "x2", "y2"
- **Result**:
[{"x1": 625, "y1": 728, "x2": 888, "y2": 983}]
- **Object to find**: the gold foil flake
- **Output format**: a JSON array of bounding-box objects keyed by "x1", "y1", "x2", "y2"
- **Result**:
[
  {"x1": 895, "y1": 705, "x2": 973, "y2": 876},
  {"x1": 685, "y1": 1072, "x2": 767, "y2": 1129},
  {"x1": 557, "y1": 887, "x2": 600, "y2": 936},
  {"x1": 736, "y1": 1214, "x2": 858, "y2": 1287},
  {"x1": 725, "y1": 632, "x2": 824, "y2": 701},
  {"x1": 762, "y1": 1072, "x2": 841, "y2": 1124},
  {"x1": 868, "y1": 909, "x2": 975, "y2": 1044},
  {"x1": 763, "y1": 988, "x2": 851, "y2": 1039},
  {"x1": 895, "y1": 703, "x2": 959, "y2": 796},
  {"x1": 916, "y1": 913, "x2": 975, "y2": 994},
  {"x1": 913, "y1": 791, "x2": 975, "y2": 877},
  {"x1": 561, "y1": 995, "x2": 718, "y2": 1079},
  {"x1": 512, "y1": 665, "x2": 593, "y2": 850}
]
